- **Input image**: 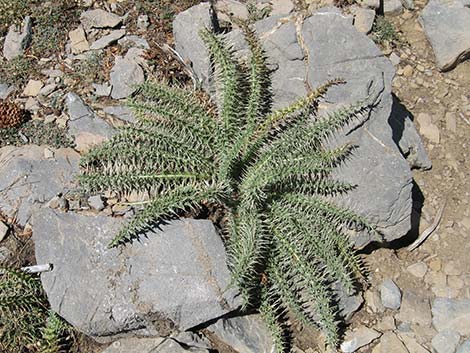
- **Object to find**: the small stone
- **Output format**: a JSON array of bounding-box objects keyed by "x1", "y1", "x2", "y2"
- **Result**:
[
  {"x1": 88, "y1": 195, "x2": 105, "y2": 211},
  {"x1": 456, "y1": 340, "x2": 470, "y2": 353},
  {"x1": 380, "y1": 279, "x2": 402, "y2": 310},
  {"x1": 389, "y1": 52, "x2": 401, "y2": 66},
  {"x1": 89, "y1": 29, "x2": 126, "y2": 50},
  {"x1": 23, "y1": 80, "x2": 44, "y2": 97},
  {"x1": 407, "y1": 262, "x2": 428, "y2": 278},
  {"x1": 68, "y1": 199, "x2": 81, "y2": 210},
  {"x1": 0, "y1": 221, "x2": 9, "y2": 242},
  {"x1": 39, "y1": 83, "x2": 57, "y2": 96},
  {"x1": 374, "y1": 332, "x2": 408, "y2": 353},
  {"x1": 403, "y1": 65, "x2": 414, "y2": 76},
  {"x1": 432, "y1": 298, "x2": 470, "y2": 336},
  {"x1": 92, "y1": 83, "x2": 112, "y2": 97},
  {"x1": 384, "y1": 0, "x2": 403, "y2": 15},
  {"x1": 137, "y1": 14, "x2": 149, "y2": 31},
  {"x1": 429, "y1": 258, "x2": 442, "y2": 271},
  {"x1": 443, "y1": 261, "x2": 461, "y2": 276},
  {"x1": 432, "y1": 329, "x2": 460, "y2": 353},
  {"x1": 110, "y1": 57, "x2": 145, "y2": 99},
  {"x1": 3, "y1": 16, "x2": 33, "y2": 60},
  {"x1": 395, "y1": 291, "x2": 432, "y2": 326},
  {"x1": 365, "y1": 289, "x2": 385, "y2": 313},
  {"x1": 44, "y1": 148, "x2": 54, "y2": 159},
  {"x1": 445, "y1": 112, "x2": 457, "y2": 133},
  {"x1": 354, "y1": 8, "x2": 376, "y2": 33},
  {"x1": 0, "y1": 84, "x2": 14, "y2": 99},
  {"x1": 69, "y1": 26, "x2": 89, "y2": 54},
  {"x1": 340, "y1": 327, "x2": 381, "y2": 353},
  {"x1": 80, "y1": 9, "x2": 122, "y2": 29},
  {"x1": 416, "y1": 112, "x2": 440, "y2": 144}
]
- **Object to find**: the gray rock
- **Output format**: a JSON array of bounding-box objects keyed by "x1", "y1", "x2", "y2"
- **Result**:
[
  {"x1": 173, "y1": 3, "x2": 217, "y2": 88},
  {"x1": 432, "y1": 329, "x2": 460, "y2": 353},
  {"x1": 3, "y1": 16, "x2": 33, "y2": 60},
  {"x1": 457, "y1": 340, "x2": 470, "y2": 353},
  {"x1": 90, "y1": 29, "x2": 126, "y2": 50},
  {"x1": 104, "y1": 105, "x2": 136, "y2": 123},
  {"x1": 137, "y1": 15, "x2": 150, "y2": 32},
  {"x1": 80, "y1": 9, "x2": 122, "y2": 30},
  {"x1": 92, "y1": 83, "x2": 112, "y2": 97},
  {"x1": 33, "y1": 209, "x2": 240, "y2": 341},
  {"x1": 334, "y1": 282, "x2": 364, "y2": 320},
  {"x1": 66, "y1": 92, "x2": 116, "y2": 152},
  {"x1": 384, "y1": 0, "x2": 404, "y2": 15},
  {"x1": 110, "y1": 56, "x2": 145, "y2": 99},
  {"x1": 389, "y1": 98, "x2": 432, "y2": 169},
  {"x1": 432, "y1": 298, "x2": 470, "y2": 336},
  {"x1": 118, "y1": 35, "x2": 150, "y2": 49},
  {"x1": 420, "y1": 0, "x2": 470, "y2": 71},
  {"x1": 0, "y1": 221, "x2": 8, "y2": 242},
  {"x1": 206, "y1": 315, "x2": 276, "y2": 353},
  {"x1": 0, "y1": 146, "x2": 79, "y2": 226},
  {"x1": 87, "y1": 195, "x2": 105, "y2": 211},
  {"x1": 173, "y1": 7, "x2": 424, "y2": 245},
  {"x1": 395, "y1": 291, "x2": 432, "y2": 326},
  {"x1": 340, "y1": 326, "x2": 381, "y2": 353},
  {"x1": 0, "y1": 83, "x2": 14, "y2": 99},
  {"x1": 354, "y1": 8, "x2": 375, "y2": 34},
  {"x1": 380, "y1": 279, "x2": 401, "y2": 310},
  {"x1": 172, "y1": 331, "x2": 212, "y2": 350}
]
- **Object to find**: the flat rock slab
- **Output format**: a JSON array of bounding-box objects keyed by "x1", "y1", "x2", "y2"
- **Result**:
[
  {"x1": 174, "y1": 7, "x2": 430, "y2": 246},
  {"x1": 33, "y1": 209, "x2": 240, "y2": 341},
  {"x1": 206, "y1": 315, "x2": 275, "y2": 353},
  {"x1": 110, "y1": 56, "x2": 145, "y2": 99},
  {"x1": 0, "y1": 146, "x2": 79, "y2": 226},
  {"x1": 80, "y1": 9, "x2": 122, "y2": 30},
  {"x1": 420, "y1": 0, "x2": 470, "y2": 71}
]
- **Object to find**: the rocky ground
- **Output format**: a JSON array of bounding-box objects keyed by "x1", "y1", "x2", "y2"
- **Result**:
[{"x1": 0, "y1": 0, "x2": 469, "y2": 353}]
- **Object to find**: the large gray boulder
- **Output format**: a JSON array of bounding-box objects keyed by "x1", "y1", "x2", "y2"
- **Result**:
[
  {"x1": 0, "y1": 146, "x2": 79, "y2": 226},
  {"x1": 173, "y1": 7, "x2": 429, "y2": 246},
  {"x1": 420, "y1": 0, "x2": 470, "y2": 71},
  {"x1": 33, "y1": 208, "x2": 240, "y2": 342}
]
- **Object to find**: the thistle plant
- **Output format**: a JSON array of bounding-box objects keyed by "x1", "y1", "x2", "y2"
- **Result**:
[
  {"x1": 0, "y1": 267, "x2": 69, "y2": 352},
  {"x1": 79, "y1": 25, "x2": 378, "y2": 349}
]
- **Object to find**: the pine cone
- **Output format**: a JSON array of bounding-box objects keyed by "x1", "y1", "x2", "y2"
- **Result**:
[{"x1": 0, "y1": 101, "x2": 25, "y2": 129}]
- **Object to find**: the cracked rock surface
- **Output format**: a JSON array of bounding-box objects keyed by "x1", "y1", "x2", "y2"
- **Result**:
[
  {"x1": 173, "y1": 7, "x2": 429, "y2": 247},
  {"x1": 33, "y1": 208, "x2": 240, "y2": 342}
]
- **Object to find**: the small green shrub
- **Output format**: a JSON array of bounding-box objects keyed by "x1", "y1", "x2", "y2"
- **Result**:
[
  {"x1": 0, "y1": 0, "x2": 30, "y2": 33},
  {"x1": 0, "y1": 267, "x2": 69, "y2": 352},
  {"x1": 79, "y1": 26, "x2": 377, "y2": 349},
  {"x1": 371, "y1": 16, "x2": 401, "y2": 46},
  {"x1": 0, "y1": 56, "x2": 35, "y2": 86}
]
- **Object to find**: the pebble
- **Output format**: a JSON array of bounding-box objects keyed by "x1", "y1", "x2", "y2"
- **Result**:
[
  {"x1": 340, "y1": 327, "x2": 381, "y2": 353},
  {"x1": 93, "y1": 83, "x2": 112, "y2": 97},
  {"x1": 403, "y1": 65, "x2": 414, "y2": 76},
  {"x1": 389, "y1": 52, "x2": 401, "y2": 66},
  {"x1": 431, "y1": 330, "x2": 460, "y2": 353},
  {"x1": 416, "y1": 112, "x2": 440, "y2": 144},
  {"x1": 0, "y1": 221, "x2": 9, "y2": 242},
  {"x1": 90, "y1": 29, "x2": 126, "y2": 50},
  {"x1": 23, "y1": 80, "x2": 44, "y2": 97},
  {"x1": 380, "y1": 279, "x2": 402, "y2": 310},
  {"x1": 354, "y1": 8, "x2": 376, "y2": 34},
  {"x1": 88, "y1": 195, "x2": 105, "y2": 211},
  {"x1": 69, "y1": 26, "x2": 90, "y2": 54},
  {"x1": 137, "y1": 14, "x2": 149, "y2": 31},
  {"x1": 406, "y1": 262, "x2": 428, "y2": 278},
  {"x1": 365, "y1": 289, "x2": 385, "y2": 313},
  {"x1": 44, "y1": 148, "x2": 54, "y2": 159},
  {"x1": 395, "y1": 291, "x2": 432, "y2": 326},
  {"x1": 429, "y1": 258, "x2": 442, "y2": 271}
]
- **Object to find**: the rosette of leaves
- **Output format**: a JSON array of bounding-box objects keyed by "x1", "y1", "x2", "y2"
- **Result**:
[{"x1": 79, "y1": 25, "x2": 378, "y2": 349}]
